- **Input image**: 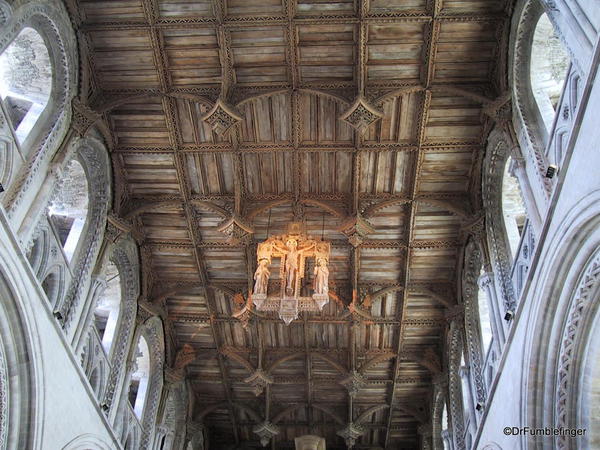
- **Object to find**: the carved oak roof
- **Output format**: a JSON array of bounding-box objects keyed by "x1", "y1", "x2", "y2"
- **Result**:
[{"x1": 72, "y1": 0, "x2": 511, "y2": 447}]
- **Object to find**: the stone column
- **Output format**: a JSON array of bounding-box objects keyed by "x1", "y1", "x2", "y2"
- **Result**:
[
  {"x1": 508, "y1": 155, "x2": 543, "y2": 235},
  {"x1": 73, "y1": 274, "x2": 106, "y2": 356},
  {"x1": 478, "y1": 270, "x2": 505, "y2": 353},
  {"x1": 17, "y1": 162, "x2": 62, "y2": 245},
  {"x1": 459, "y1": 365, "x2": 477, "y2": 437}
]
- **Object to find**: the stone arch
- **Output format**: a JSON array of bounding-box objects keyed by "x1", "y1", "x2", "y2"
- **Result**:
[
  {"x1": 41, "y1": 264, "x2": 65, "y2": 308},
  {"x1": 524, "y1": 190, "x2": 600, "y2": 449},
  {"x1": 61, "y1": 434, "x2": 114, "y2": 450},
  {"x1": 54, "y1": 136, "x2": 111, "y2": 330},
  {"x1": 529, "y1": 12, "x2": 570, "y2": 131},
  {"x1": 0, "y1": 137, "x2": 14, "y2": 191},
  {"x1": 482, "y1": 129, "x2": 518, "y2": 312},
  {"x1": 26, "y1": 225, "x2": 50, "y2": 278},
  {"x1": 460, "y1": 238, "x2": 488, "y2": 407},
  {"x1": 447, "y1": 320, "x2": 466, "y2": 450},
  {"x1": 100, "y1": 238, "x2": 140, "y2": 413},
  {"x1": 0, "y1": 268, "x2": 41, "y2": 449},
  {"x1": 130, "y1": 316, "x2": 165, "y2": 450},
  {"x1": 1, "y1": 0, "x2": 78, "y2": 218},
  {"x1": 155, "y1": 382, "x2": 188, "y2": 450},
  {"x1": 431, "y1": 381, "x2": 445, "y2": 450},
  {"x1": 509, "y1": 0, "x2": 556, "y2": 200}
]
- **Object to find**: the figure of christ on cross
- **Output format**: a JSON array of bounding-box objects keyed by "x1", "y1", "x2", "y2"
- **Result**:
[{"x1": 273, "y1": 238, "x2": 316, "y2": 297}]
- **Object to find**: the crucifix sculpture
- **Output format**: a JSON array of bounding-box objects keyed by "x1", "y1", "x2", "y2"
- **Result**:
[{"x1": 251, "y1": 222, "x2": 331, "y2": 324}]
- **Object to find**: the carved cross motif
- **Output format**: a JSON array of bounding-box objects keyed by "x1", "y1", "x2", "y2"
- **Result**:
[{"x1": 249, "y1": 222, "x2": 331, "y2": 325}]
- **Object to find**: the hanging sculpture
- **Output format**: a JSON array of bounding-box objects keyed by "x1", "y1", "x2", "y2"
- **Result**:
[{"x1": 251, "y1": 222, "x2": 331, "y2": 325}]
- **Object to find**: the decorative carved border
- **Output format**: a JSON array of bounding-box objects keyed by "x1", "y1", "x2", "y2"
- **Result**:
[
  {"x1": 101, "y1": 239, "x2": 140, "y2": 412},
  {"x1": 448, "y1": 320, "x2": 466, "y2": 450},
  {"x1": 0, "y1": 336, "x2": 7, "y2": 449},
  {"x1": 56, "y1": 137, "x2": 111, "y2": 329},
  {"x1": 137, "y1": 316, "x2": 165, "y2": 450},
  {"x1": 461, "y1": 239, "x2": 487, "y2": 405},
  {"x1": 1, "y1": 0, "x2": 78, "y2": 218},
  {"x1": 555, "y1": 249, "x2": 600, "y2": 449},
  {"x1": 510, "y1": 0, "x2": 553, "y2": 201},
  {"x1": 483, "y1": 129, "x2": 517, "y2": 311}
]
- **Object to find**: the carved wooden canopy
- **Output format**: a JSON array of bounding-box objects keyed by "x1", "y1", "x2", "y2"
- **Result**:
[{"x1": 70, "y1": 0, "x2": 511, "y2": 447}]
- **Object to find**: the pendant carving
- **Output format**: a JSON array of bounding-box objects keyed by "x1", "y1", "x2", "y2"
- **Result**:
[{"x1": 251, "y1": 222, "x2": 331, "y2": 325}]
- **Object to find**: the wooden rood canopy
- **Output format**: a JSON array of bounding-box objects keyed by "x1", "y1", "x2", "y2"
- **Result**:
[{"x1": 73, "y1": 0, "x2": 511, "y2": 447}]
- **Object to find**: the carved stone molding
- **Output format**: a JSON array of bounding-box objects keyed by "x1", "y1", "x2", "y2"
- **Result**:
[
  {"x1": 0, "y1": 336, "x2": 7, "y2": 449},
  {"x1": 555, "y1": 250, "x2": 600, "y2": 449},
  {"x1": 461, "y1": 239, "x2": 487, "y2": 405},
  {"x1": 3, "y1": 0, "x2": 78, "y2": 219},
  {"x1": 101, "y1": 239, "x2": 140, "y2": 412},
  {"x1": 0, "y1": 1, "x2": 11, "y2": 28},
  {"x1": 138, "y1": 317, "x2": 165, "y2": 450},
  {"x1": 57, "y1": 138, "x2": 111, "y2": 329},
  {"x1": 483, "y1": 129, "x2": 518, "y2": 312},
  {"x1": 447, "y1": 321, "x2": 466, "y2": 450}
]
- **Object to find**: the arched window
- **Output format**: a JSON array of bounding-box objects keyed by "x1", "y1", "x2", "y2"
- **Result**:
[
  {"x1": 47, "y1": 159, "x2": 89, "y2": 262},
  {"x1": 128, "y1": 336, "x2": 151, "y2": 420},
  {"x1": 478, "y1": 267, "x2": 492, "y2": 356},
  {"x1": 0, "y1": 27, "x2": 52, "y2": 145},
  {"x1": 501, "y1": 158, "x2": 527, "y2": 260},
  {"x1": 530, "y1": 13, "x2": 570, "y2": 131},
  {"x1": 93, "y1": 260, "x2": 121, "y2": 354}
]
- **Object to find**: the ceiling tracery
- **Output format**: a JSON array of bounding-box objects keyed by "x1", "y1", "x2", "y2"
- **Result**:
[{"x1": 70, "y1": 0, "x2": 512, "y2": 447}]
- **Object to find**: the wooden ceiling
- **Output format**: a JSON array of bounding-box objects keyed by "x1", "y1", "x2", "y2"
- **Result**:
[{"x1": 70, "y1": 0, "x2": 511, "y2": 447}]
